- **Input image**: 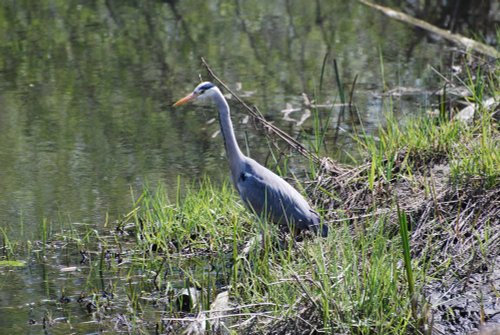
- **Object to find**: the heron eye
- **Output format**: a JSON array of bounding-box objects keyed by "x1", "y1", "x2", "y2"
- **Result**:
[{"x1": 198, "y1": 83, "x2": 214, "y2": 92}]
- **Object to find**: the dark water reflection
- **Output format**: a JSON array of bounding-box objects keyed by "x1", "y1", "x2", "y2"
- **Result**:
[{"x1": 0, "y1": 0, "x2": 463, "y2": 237}]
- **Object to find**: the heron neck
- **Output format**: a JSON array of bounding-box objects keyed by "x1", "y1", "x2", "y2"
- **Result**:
[{"x1": 213, "y1": 91, "x2": 244, "y2": 178}]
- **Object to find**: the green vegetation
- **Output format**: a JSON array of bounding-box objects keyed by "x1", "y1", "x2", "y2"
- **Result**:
[
  {"x1": 128, "y1": 184, "x2": 427, "y2": 333},
  {"x1": 0, "y1": 260, "x2": 26, "y2": 267},
  {"x1": 0, "y1": 1, "x2": 497, "y2": 333},
  {"x1": 8, "y1": 181, "x2": 423, "y2": 334},
  {"x1": 356, "y1": 66, "x2": 499, "y2": 189},
  {"x1": 1, "y1": 60, "x2": 497, "y2": 334}
]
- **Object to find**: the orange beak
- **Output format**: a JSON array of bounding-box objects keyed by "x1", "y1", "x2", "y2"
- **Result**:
[{"x1": 173, "y1": 93, "x2": 196, "y2": 107}]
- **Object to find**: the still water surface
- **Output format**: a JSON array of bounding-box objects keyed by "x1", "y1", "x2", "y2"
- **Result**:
[
  {"x1": 0, "y1": 1, "x2": 447, "y2": 238},
  {"x1": 0, "y1": 0, "x2": 473, "y2": 333}
]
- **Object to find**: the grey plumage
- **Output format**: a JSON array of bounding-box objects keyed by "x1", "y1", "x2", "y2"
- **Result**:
[{"x1": 174, "y1": 82, "x2": 327, "y2": 237}]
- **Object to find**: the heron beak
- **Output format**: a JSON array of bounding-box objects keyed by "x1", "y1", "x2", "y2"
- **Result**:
[{"x1": 173, "y1": 93, "x2": 196, "y2": 107}]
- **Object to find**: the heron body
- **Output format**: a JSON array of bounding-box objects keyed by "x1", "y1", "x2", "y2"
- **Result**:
[{"x1": 174, "y1": 82, "x2": 327, "y2": 237}]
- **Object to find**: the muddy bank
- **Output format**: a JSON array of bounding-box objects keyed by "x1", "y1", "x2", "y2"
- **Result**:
[{"x1": 308, "y1": 133, "x2": 499, "y2": 334}]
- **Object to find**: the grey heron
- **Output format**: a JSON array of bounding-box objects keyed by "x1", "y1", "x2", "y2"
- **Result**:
[{"x1": 173, "y1": 82, "x2": 328, "y2": 237}]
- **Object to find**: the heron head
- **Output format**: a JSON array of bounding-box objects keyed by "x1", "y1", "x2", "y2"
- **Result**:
[{"x1": 173, "y1": 82, "x2": 217, "y2": 107}]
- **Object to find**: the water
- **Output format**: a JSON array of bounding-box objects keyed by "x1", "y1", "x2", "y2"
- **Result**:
[
  {"x1": 0, "y1": 0, "x2": 485, "y2": 332},
  {"x1": 0, "y1": 1, "x2": 452, "y2": 237}
]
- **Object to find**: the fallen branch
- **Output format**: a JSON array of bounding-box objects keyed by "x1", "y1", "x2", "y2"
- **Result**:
[{"x1": 359, "y1": 0, "x2": 500, "y2": 59}]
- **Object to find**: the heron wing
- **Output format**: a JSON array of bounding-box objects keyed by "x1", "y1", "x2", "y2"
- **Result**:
[{"x1": 235, "y1": 159, "x2": 318, "y2": 232}]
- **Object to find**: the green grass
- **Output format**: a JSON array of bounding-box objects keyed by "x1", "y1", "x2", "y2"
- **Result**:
[
  {"x1": 2, "y1": 58, "x2": 497, "y2": 334},
  {"x1": 126, "y1": 179, "x2": 253, "y2": 257},
  {"x1": 232, "y1": 215, "x2": 424, "y2": 333},
  {"x1": 354, "y1": 60, "x2": 499, "y2": 189},
  {"x1": 355, "y1": 102, "x2": 499, "y2": 189},
  {"x1": 106, "y1": 181, "x2": 425, "y2": 334},
  {"x1": 3, "y1": 175, "x2": 421, "y2": 334}
]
